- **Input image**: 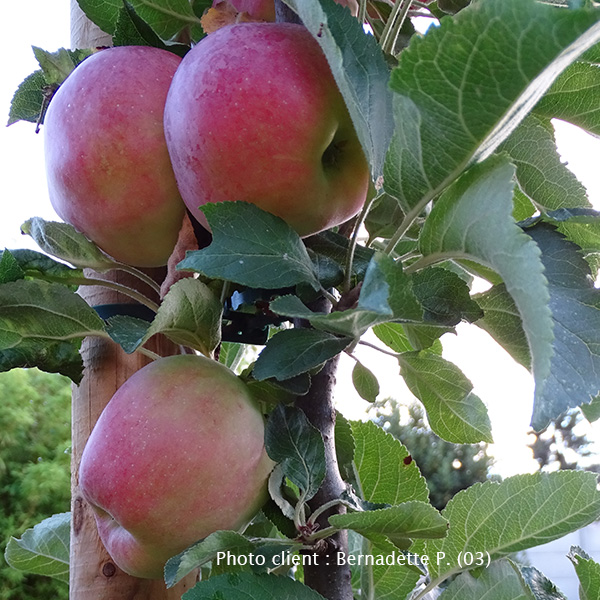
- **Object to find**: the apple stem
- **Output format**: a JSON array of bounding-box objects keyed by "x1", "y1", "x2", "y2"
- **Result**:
[
  {"x1": 76, "y1": 277, "x2": 160, "y2": 312},
  {"x1": 344, "y1": 187, "x2": 378, "y2": 294},
  {"x1": 114, "y1": 264, "x2": 162, "y2": 295},
  {"x1": 380, "y1": 0, "x2": 415, "y2": 55}
]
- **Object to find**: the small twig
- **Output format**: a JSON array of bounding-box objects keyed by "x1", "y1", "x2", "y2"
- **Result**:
[
  {"x1": 356, "y1": 339, "x2": 402, "y2": 359},
  {"x1": 115, "y1": 263, "x2": 162, "y2": 295},
  {"x1": 75, "y1": 277, "x2": 160, "y2": 312}
]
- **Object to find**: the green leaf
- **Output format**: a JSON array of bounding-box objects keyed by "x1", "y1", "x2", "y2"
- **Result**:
[
  {"x1": 0, "y1": 250, "x2": 26, "y2": 284},
  {"x1": 4, "y1": 512, "x2": 70, "y2": 583},
  {"x1": 419, "y1": 155, "x2": 553, "y2": 415},
  {"x1": 1, "y1": 248, "x2": 83, "y2": 287},
  {"x1": 105, "y1": 315, "x2": 150, "y2": 354},
  {"x1": 535, "y1": 60, "x2": 600, "y2": 137},
  {"x1": 373, "y1": 322, "x2": 416, "y2": 353},
  {"x1": 525, "y1": 223, "x2": 600, "y2": 429},
  {"x1": 7, "y1": 70, "x2": 46, "y2": 126},
  {"x1": 499, "y1": 114, "x2": 590, "y2": 212},
  {"x1": 0, "y1": 280, "x2": 106, "y2": 382},
  {"x1": 520, "y1": 565, "x2": 568, "y2": 600},
  {"x1": 423, "y1": 471, "x2": 600, "y2": 587},
  {"x1": 145, "y1": 278, "x2": 222, "y2": 356},
  {"x1": 183, "y1": 572, "x2": 327, "y2": 600},
  {"x1": 439, "y1": 559, "x2": 535, "y2": 600},
  {"x1": 21, "y1": 218, "x2": 118, "y2": 271},
  {"x1": 351, "y1": 420, "x2": 429, "y2": 505},
  {"x1": 283, "y1": 0, "x2": 394, "y2": 180},
  {"x1": 335, "y1": 412, "x2": 356, "y2": 483},
  {"x1": 359, "y1": 252, "x2": 423, "y2": 322},
  {"x1": 474, "y1": 284, "x2": 532, "y2": 370},
  {"x1": 253, "y1": 328, "x2": 352, "y2": 382},
  {"x1": 264, "y1": 404, "x2": 325, "y2": 502},
  {"x1": 398, "y1": 352, "x2": 493, "y2": 444},
  {"x1": 165, "y1": 531, "x2": 256, "y2": 588},
  {"x1": 352, "y1": 361, "x2": 380, "y2": 403},
  {"x1": 305, "y1": 231, "x2": 374, "y2": 287},
  {"x1": 384, "y1": 0, "x2": 600, "y2": 212},
  {"x1": 581, "y1": 395, "x2": 600, "y2": 422},
  {"x1": 114, "y1": 1, "x2": 191, "y2": 55},
  {"x1": 568, "y1": 546, "x2": 600, "y2": 600},
  {"x1": 411, "y1": 267, "x2": 483, "y2": 326},
  {"x1": 329, "y1": 501, "x2": 447, "y2": 549},
  {"x1": 179, "y1": 203, "x2": 320, "y2": 291},
  {"x1": 77, "y1": 0, "x2": 203, "y2": 40},
  {"x1": 32, "y1": 46, "x2": 84, "y2": 86}
]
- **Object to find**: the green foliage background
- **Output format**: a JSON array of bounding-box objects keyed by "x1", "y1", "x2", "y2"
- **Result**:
[{"x1": 0, "y1": 369, "x2": 70, "y2": 600}]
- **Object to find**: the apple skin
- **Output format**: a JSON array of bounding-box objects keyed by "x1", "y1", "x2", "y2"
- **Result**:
[
  {"x1": 79, "y1": 355, "x2": 274, "y2": 579},
  {"x1": 163, "y1": 23, "x2": 370, "y2": 237},
  {"x1": 44, "y1": 46, "x2": 185, "y2": 267}
]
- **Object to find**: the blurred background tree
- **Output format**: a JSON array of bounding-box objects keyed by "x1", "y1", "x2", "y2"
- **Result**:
[
  {"x1": 0, "y1": 368, "x2": 70, "y2": 600},
  {"x1": 369, "y1": 398, "x2": 494, "y2": 511}
]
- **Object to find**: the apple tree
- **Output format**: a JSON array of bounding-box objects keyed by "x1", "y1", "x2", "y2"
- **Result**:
[{"x1": 4, "y1": 0, "x2": 600, "y2": 599}]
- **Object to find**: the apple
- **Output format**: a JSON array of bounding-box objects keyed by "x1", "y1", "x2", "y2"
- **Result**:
[
  {"x1": 44, "y1": 46, "x2": 185, "y2": 267},
  {"x1": 79, "y1": 354, "x2": 274, "y2": 579},
  {"x1": 163, "y1": 23, "x2": 370, "y2": 237}
]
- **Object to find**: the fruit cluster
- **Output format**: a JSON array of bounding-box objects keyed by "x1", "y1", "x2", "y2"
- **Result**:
[
  {"x1": 44, "y1": 21, "x2": 369, "y2": 267},
  {"x1": 50, "y1": 14, "x2": 368, "y2": 581}
]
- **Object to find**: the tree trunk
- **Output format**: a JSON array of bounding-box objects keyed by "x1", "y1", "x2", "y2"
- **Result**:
[{"x1": 68, "y1": 6, "x2": 197, "y2": 598}]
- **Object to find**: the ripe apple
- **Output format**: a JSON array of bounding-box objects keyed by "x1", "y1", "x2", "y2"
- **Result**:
[
  {"x1": 79, "y1": 354, "x2": 274, "y2": 579},
  {"x1": 44, "y1": 46, "x2": 185, "y2": 267},
  {"x1": 163, "y1": 23, "x2": 370, "y2": 237}
]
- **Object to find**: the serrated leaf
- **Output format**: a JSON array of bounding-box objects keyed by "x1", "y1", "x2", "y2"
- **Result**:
[
  {"x1": 0, "y1": 250, "x2": 26, "y2": 284},
  {"x1": 581, "y1": 395, "x2": 600, "y2": 422},
  {"x1": 179, "y1": 203, "x2": 320, "y2": 291},
  {"x1": 253, "y1": 328, "x2": 352, "y2": 382},
  {"x1": 7, "y1": 70, "x2": 46, "y2": 126},
  {"x1": 535, "y1": 60, "x2": 600, "y2": 137},
  {"x1": 329, "y1": 501, "x2": 447, "y2": 549},
  {"x1": 264, "y1": 405, "x2": 325, "y2": 502},
  {"x1": 351, "y1": 420, "x2": 429, "y2": 505},
  {"x1": 411, "y1": 267, "x2": 483, "y2": 326},
  {"x1": 525, "y1": 223, "x2": 600, "y2": 429},
  {"x1": 0, "y1": 280, "x2": 106, "y2": 382},
  {"x1": 440, "y1": 559, "x2": 535, "y2": 600},
  {"x1": 145, "y1": 278, "x2": 222, "y2": 356},
  {"x1": 77, "y1": 0, "x2": 203, "y2": 40},
  {"x1": 267, "y1": 464, "x2": 297, "y2": 522},
  {"x1": 520, "y1": 565, "x2": 568, "y2": 600},
  {"x1": 398, "y1": 352, "x2": 493, "y2": 444},
  {"x1": 105, "y1": 314, "x2": 150, "y2": 353},
  {"x1": 419, "y1": 154, "x2": 553, "y2": 415},
  {"x1": 352, "y1": 360, "x2": 380, "y2": 402},
  {"x1": 499, "y1": 114, "x2": 590, "y2": 212},
  {"x1": 373, "y1": 322, "x2": 415, "y2": 353},
  {"x1": 1, "y1": 248, "x2": 83, "y2": 287},
  {"x1": 474, "y1": 284, "x2": 532, "y2": 370},
  {"x1": 384, "y1": 0, "x2": 600, "y2": 212},
  {"x1": 183, "y1": 572, "x2": 328, "y2": 600},
  {"x1": 114, "y1": 1, "x2": 189, "y2": 56},
  {"x1": 4, "y1": 512, "x2": 70, "y2": 583},
  {"x1": 423, "y1": 471, "x2": 600, "y2": 587},
  {"x1": 32, "y1": 46, "x2": 78, "y2": 86},
  {"x1": 165, "y1": 531, "x2": 256, "y2": 588},
  {"x1": 284, "y1": 0, "x2": 394, "y2": 180},
  {"x1": 335, "y1": 412, "x2": 355, "y2": 483},
  {"x1": 568, "y1": 546, "x2": 600, "y2": 600},
  {"x1": 305, "y1": 230, "x2": 375, "y2": 287},
  {"x1": 21, "y1": 217, "x2": 118, "y2": 271}
]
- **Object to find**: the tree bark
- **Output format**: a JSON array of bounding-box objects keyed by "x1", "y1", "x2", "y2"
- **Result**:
[
  {"x1": 295, "y1": 355, "x2": 353, "y2": 600},
  {"x1": 68, "y1": 5, "x2": 197, "y2": 598}
]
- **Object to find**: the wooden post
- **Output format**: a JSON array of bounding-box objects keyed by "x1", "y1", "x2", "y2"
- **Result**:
[{"x1": 68, "y1": 5, "x2": 197, "y2": 598}]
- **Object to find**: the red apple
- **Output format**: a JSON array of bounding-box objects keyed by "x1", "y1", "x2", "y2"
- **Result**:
[
  {"x1": 163, "y1": 23, "x2": 370, "y2": 237},
  {"x1": 79, "y1": 355, "x2": 274, "y2": 579},
  {"x1": 44, "y1": 46, "x2": 185, "y2": 267}
]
